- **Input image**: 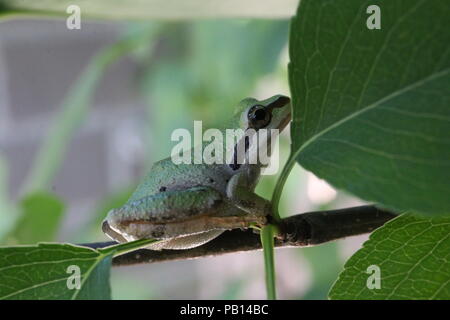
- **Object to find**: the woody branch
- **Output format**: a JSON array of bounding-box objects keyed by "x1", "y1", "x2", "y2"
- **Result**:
[{"x1": 82, "y1": 205, "x2": 397, "y2": 266}]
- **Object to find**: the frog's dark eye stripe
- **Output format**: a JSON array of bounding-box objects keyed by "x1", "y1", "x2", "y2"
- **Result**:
[
  {"x1": 230, "y1": 144, "x2": 241, "y2": 171},
  {"x1": 229, "y1": 136, "x2": 249, "y2": 171}
]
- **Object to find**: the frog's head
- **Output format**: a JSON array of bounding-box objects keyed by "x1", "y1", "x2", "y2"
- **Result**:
[
  {"x1": 235, "y1": 94, "x2": 291, "y2": 132},
  {"x1": 226, "y1": 95, "x2": 291, "y2": 169}
]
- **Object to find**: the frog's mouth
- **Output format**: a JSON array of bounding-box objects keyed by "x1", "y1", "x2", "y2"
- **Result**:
[
  {"x1": 267, "y1": 96, "x2": 292, "y2": 139},
  {"x1": 275, "y1": 110, "x2": 292, "y2": 133},
  {"x1": 102, "y1": 219, "x2": 129, "y2": 243}
]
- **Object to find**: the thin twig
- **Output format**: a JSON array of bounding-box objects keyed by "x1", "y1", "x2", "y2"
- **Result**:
[{"x1": 81, "y1": 205, "x2": 397, "y2": 266}]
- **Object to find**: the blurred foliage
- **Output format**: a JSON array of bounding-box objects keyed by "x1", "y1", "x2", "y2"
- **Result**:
[
  {"x1": 0, "y1": 24, "x2": 162, "y2": 246},
  {"x1": 0, "y1": 156, "x2": 17, "y2": 241},
  {"x1": 77, "y1": 186, "x2": 135, "y2": 243},
  {"x1": 0, "y1": 0, "x2": 297, "y2": 20},
  {"x1": 111, "y1": 272, "x2": 157, "y2": 300},
  {"x1": 300, "y1": 243, "x2": 342, "y2": 300},
  {"x1": 10, "y1": 191, "x2": 65, "y2": 244},
  {"x1": 218, "y1": 278, "x2": 247, "y2": 300},
  {"x1": 23, "y1": 24, "x2": 161, "y2": 195}
]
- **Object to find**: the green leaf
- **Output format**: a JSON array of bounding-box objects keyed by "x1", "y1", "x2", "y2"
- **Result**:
[
  {"x1": 329, "y1": 214, "x2": 450, "y2": 299},
  {"x1": 274, "y1": 0, "x2": 450, "y2": 216},
  {"x1": 12, "y1": 192, "x2": 65, "y2": 244},
  {"x1": 0, "y1": 0, "x2": 297, "y2": 20},
  {"x1": 0, "y1": 239, "x2": 159, "y2": 300},
  {"x1": 0, "y1": 243, "x2": 113, "y2": 300},
  {"x1": 260, "y1": 225, "x2": 277, "y2": 300}
]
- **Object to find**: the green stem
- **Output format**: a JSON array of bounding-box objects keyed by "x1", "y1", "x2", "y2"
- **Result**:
[
  {"x1": 260, "y1": 224, "x2": 277, "y2": 300},
  {"x1": 271, "y1": 155, "x2": 296, "y2": 221}
]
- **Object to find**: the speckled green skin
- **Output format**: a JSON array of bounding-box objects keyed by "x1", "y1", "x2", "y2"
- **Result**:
[
  {"x1": 129, "y1": 161, "x2": 233, "y2": 205},
  {"x1": 103, "y1": 95, "x2": 291, "y2": 250}
]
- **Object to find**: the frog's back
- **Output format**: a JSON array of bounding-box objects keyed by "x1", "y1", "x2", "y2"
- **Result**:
[{"x1": 127, "y1": 158, "x2": 232, "y2": 203}]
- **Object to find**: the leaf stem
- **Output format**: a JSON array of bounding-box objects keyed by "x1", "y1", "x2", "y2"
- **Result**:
[
  {"x1": 271, "y1": 155, "x2": 296, "y2": 221},
  {"x1": 260, "y1": 224, "x2": 277, "y2": 300}
]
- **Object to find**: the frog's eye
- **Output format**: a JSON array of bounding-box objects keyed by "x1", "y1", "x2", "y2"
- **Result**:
[{"x1": 247, "y1": 105, "x2": 271, "y2": 128}]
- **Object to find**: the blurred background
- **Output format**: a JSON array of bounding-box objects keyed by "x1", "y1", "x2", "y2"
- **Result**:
[{"x1": 0, "y1": 18, "x2": 367, "y2": 299}]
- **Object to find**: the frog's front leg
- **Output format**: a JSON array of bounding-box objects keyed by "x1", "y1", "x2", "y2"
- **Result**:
[
  {"x1": 226, "y1": 169, "x2": 272, "y2": 218},
  {"x1": 102, "y1": 186, "x2": 265, "y2": 250}
]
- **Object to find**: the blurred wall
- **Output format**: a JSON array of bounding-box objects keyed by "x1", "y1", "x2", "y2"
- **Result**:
[{"x1": 0, "y1": 19, "x2": 146, "y2": 237}]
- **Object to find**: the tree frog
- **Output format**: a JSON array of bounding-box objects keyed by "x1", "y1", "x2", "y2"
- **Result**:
[{"x1": 102, "y1": 95, "x2": 291, "y2": 250}]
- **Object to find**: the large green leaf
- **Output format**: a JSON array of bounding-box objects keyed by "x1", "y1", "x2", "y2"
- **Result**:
[
  {"x1": 279, "y1": 0, "x2": 450, "y2": 216},
  {"x1": 0, "y1": 243, "x2": 113, "y2": 299},
  {"x1": 0, "y1": 239, "x2": 158, "y2": 300},
  {"x1": 329, "y1": 214, "x2": 450, "y2": 299},
  {"x1": 0, "y1": 0, "x2": 298, "y2": 20}
]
